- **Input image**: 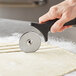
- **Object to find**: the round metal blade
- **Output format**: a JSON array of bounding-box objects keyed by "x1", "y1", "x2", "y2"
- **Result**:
[{"x1": 19, "y1": 32, "x2": 41, "y2": 53}]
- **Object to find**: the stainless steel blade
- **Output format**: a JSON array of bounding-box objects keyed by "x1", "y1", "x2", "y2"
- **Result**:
[{"x1": 19, "y1": 32, "x2": 41, "y2": 53}]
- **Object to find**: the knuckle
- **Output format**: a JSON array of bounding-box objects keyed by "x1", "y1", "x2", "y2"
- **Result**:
[
  {"x1": 47, "y1": 12, "x2": 51, "y2": 18},
  {"x1": 56, "y1": 22, "x2": 62, "y2": 26},
  {"x1": 64, "y1": 12, "x2": 71, "y2": 20},
  {"x1": 64, "y1": 15, "x2": 70, "y2": 20},
  {"x1": 56, "y1": 20, "x2": 64, "y2": 27},
  {"x1": 49, "y1": 6, "x2": 58, "y2": 18},
  {"x1": 49, "y1": 6, "x2": 58, "y2": 13}
]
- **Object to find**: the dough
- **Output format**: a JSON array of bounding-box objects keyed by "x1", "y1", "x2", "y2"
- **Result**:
[
  {"x1": 0, "y1": 43, "x2": 76, "y2": 76},
  {"x1": 0, "y1": 42, "x2": 57, "y2": 53}
]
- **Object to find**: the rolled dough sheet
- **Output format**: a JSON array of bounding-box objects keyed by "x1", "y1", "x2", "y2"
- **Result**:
[{"x1": 0, "y1": 43, "x2": 76, "y2": 76}]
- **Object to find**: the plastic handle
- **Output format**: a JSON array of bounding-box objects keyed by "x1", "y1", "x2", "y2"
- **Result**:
[
  {"x1": 44, "y1": 18, "x2": 76, "y2": 29},
  {"x1": 31, "y1": 18, "x2": 76, "y2": 41}
]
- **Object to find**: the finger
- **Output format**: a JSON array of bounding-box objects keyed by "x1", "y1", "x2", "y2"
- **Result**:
[
  {"x1": 39, "y1": 9, "x2": 57, "y2": 24},
  {"x1": 39, "y1": 12, "x2": 51, "y2": 23},
  {"x1": 57, "y1": 25, "x2": 72, "y2": 32},
  {"x1": 51, "y1": 13, "x2": 71, "y2": 33},
  {"x1": 39, "y1": 6, "x2": 60, "y2": 24},
  {"x1": 51, "y1": 18, "x2": 65, "y2": 33}
]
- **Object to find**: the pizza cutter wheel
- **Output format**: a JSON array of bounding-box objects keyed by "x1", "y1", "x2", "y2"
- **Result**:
[{"x1": 19, "y1": 32, "x2": 41, "y2": 53}]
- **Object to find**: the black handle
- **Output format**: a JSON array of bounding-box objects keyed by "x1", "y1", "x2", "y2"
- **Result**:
[
  {"x1": 44, "y1": 18, "x2": 76, "y2": 28},
  {"x1": 31, "y1": 18, "x2": 76, "y2": 41},
  {"x1": 64, "y1": 18, "x2": 76, "y2": 26}
]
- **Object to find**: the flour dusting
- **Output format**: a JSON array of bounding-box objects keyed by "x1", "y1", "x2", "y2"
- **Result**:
[
  {"x1": 0, "y1": 33, "x2": 76, "y2": 53},
  {"x1": 0, "y1": 33, "x2": 21, "y2": 43},
  {"x1": 48, "y1": 37, "x2": 76, "y2": 53}
]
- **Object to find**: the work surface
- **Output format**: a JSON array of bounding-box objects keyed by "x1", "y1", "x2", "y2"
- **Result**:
[
  {"x1": 0, "y1": 19, "x2": 76, "y2": 76},
  {"x1": 0, "y1": 42, "x2": 76, "y2": 76}
]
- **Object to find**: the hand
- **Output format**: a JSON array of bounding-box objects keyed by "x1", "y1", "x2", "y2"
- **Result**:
[{"x1": 39, "y1": 0, "x2": 76, "y2": 33}]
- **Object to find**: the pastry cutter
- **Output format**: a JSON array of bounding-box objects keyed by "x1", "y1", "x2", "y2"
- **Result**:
[{"x1": 19, "y1": 18, "x2": 76, "y2": 53}]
